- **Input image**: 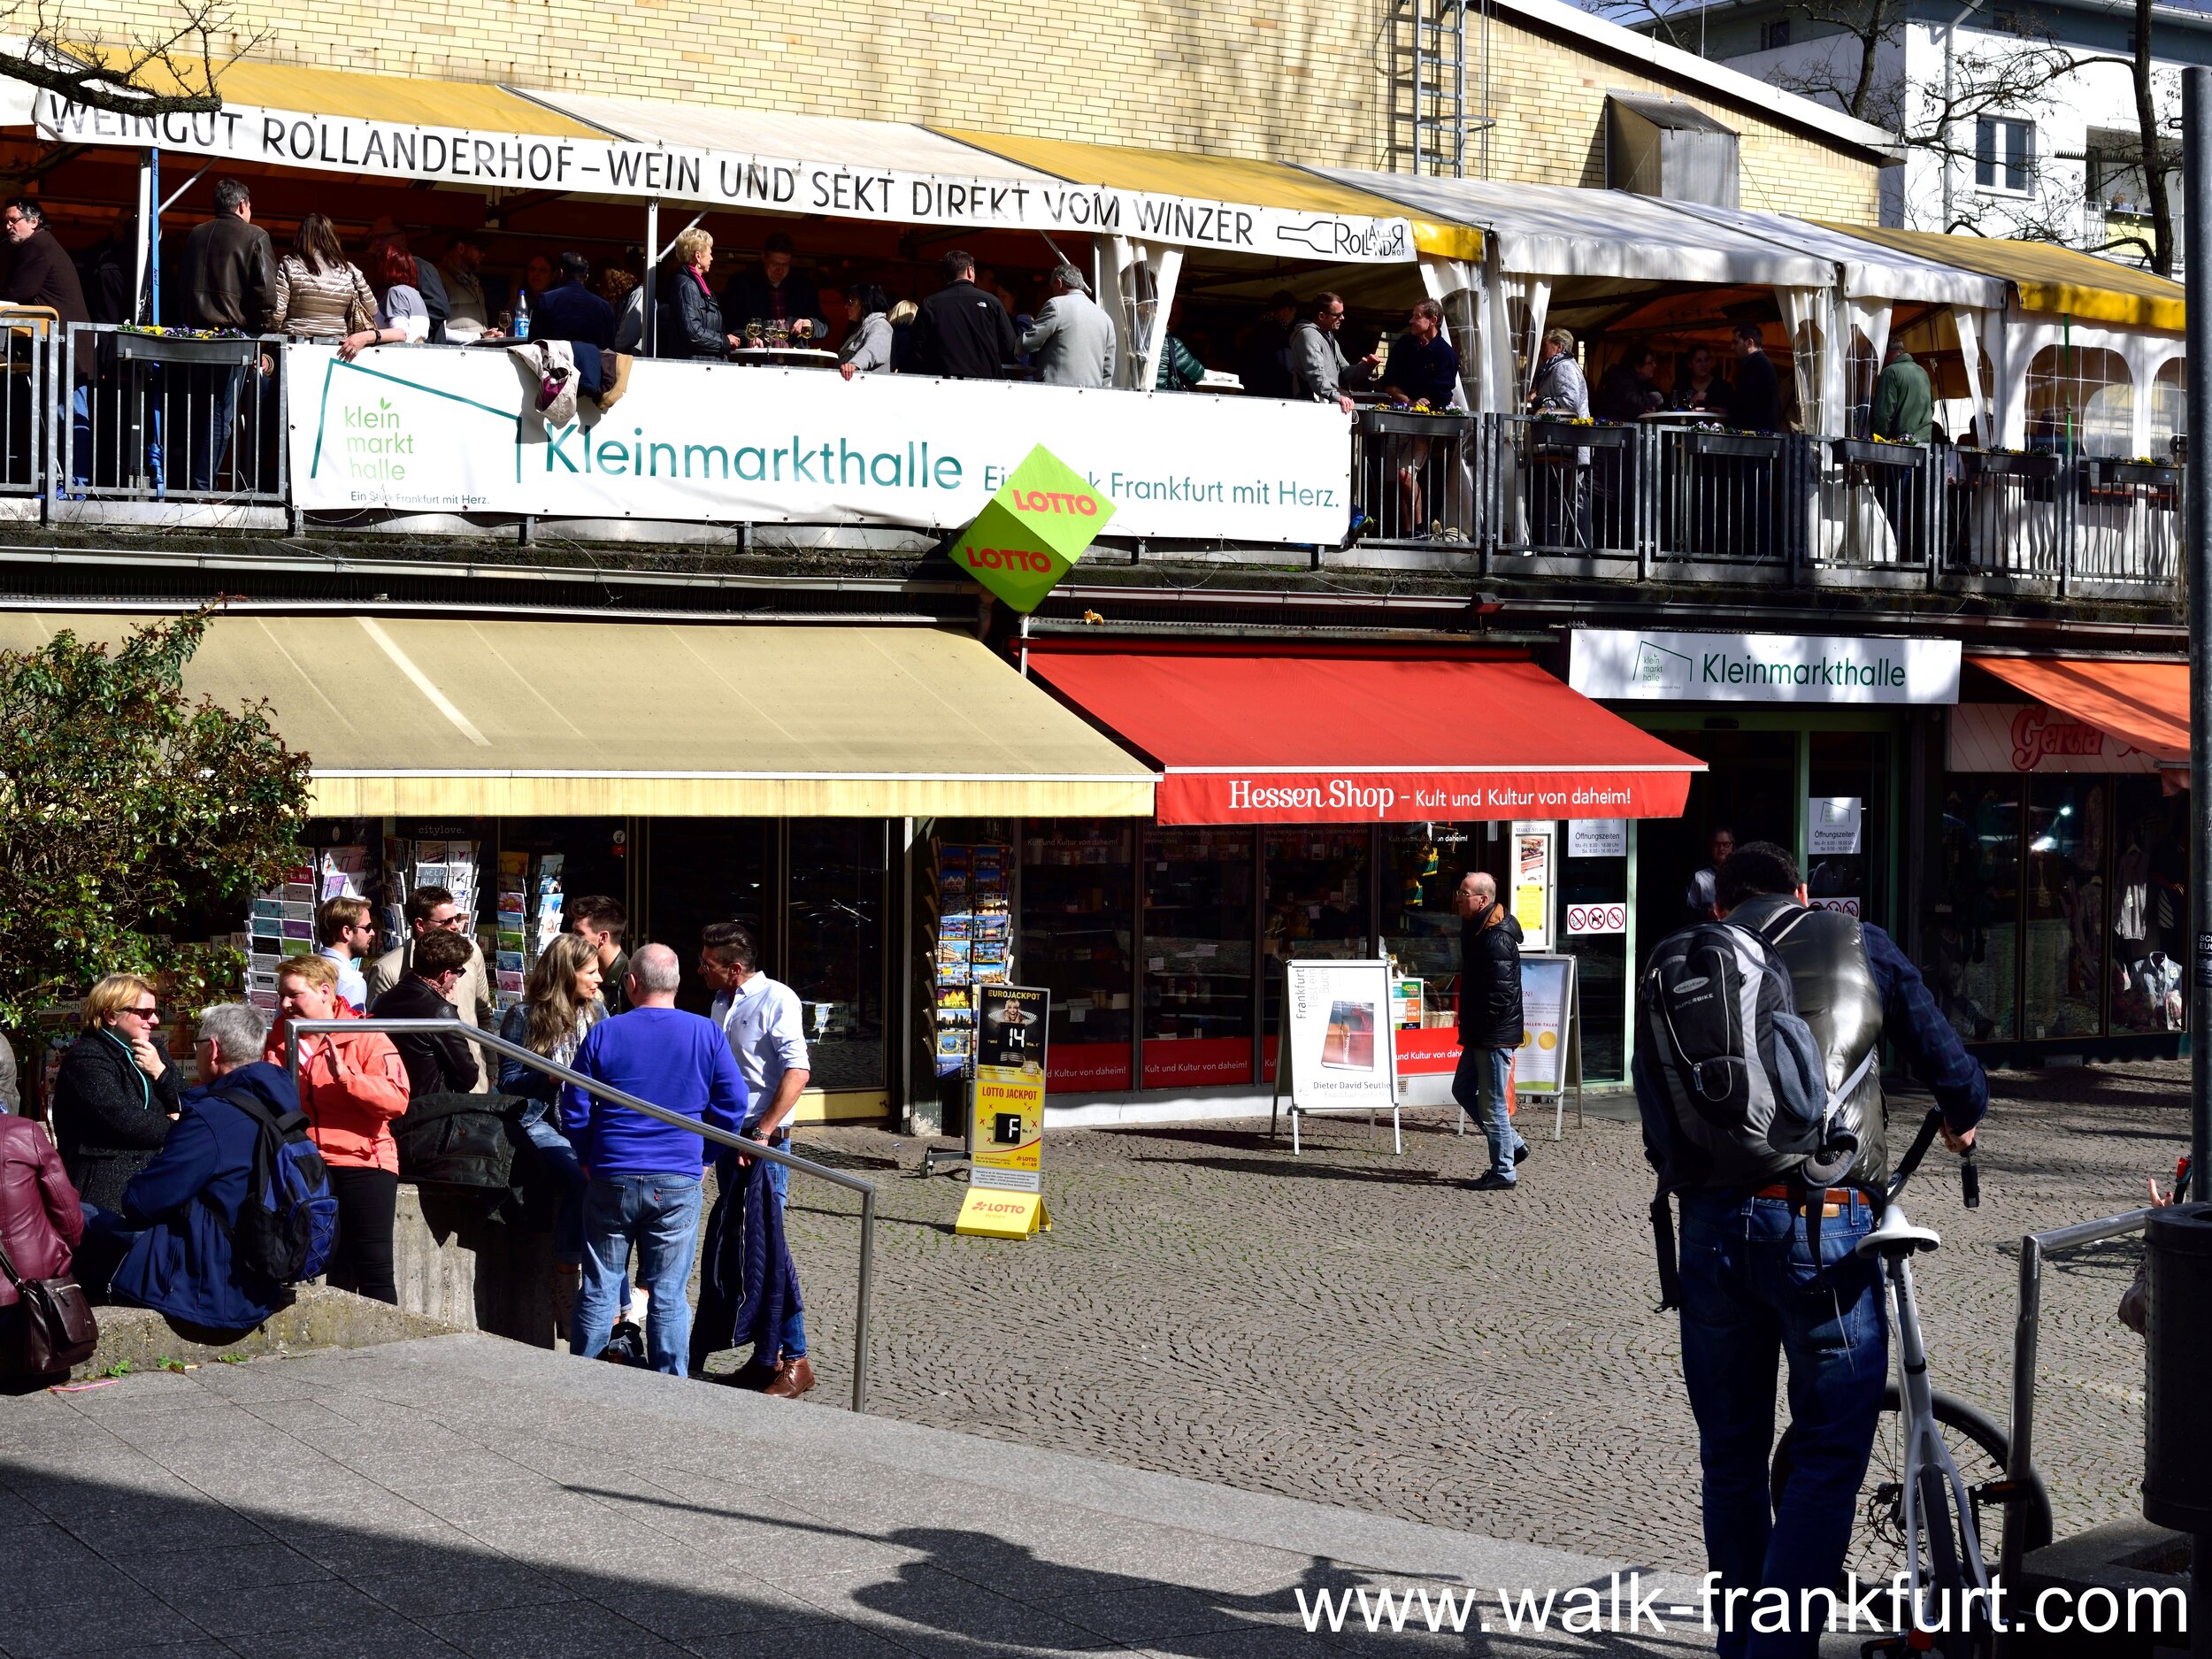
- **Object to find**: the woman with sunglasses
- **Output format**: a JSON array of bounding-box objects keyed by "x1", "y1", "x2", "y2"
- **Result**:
[{"x1": 52, "y1": 974, "x2": 181, "y2": 1214}]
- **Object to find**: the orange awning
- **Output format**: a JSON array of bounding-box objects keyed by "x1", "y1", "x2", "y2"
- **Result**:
[{"x1": 1972, "y1": 657, "x2": 2188, "y2": 764}]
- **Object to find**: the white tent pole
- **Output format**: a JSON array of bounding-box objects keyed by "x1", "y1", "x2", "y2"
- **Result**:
[
  {"x1": 133, "y1": 151, "x2": 152, "y2": 325},
  {"x1": 642, "y1": 200, "x2": 658, "y2": 356}
]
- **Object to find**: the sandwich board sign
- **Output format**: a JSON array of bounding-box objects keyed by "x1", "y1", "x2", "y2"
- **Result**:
[
  {"x1": 955, "y1": 445, "x2": 1116, "y2": 612},
  {"x1": 1269, "y1": 958, "x2": 1401, "y2": 1156},
  {"x1": 1510, "y1": 953, "x2": 1583, "y2": 1140},
  {"x1": 956, "y1": 982, "x2": 1052, "y2": 1238}
]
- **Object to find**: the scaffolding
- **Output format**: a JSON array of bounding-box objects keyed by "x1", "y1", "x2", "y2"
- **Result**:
[{"x1": 1386, "y1": 0, "x2": 1492, "y2": 178}]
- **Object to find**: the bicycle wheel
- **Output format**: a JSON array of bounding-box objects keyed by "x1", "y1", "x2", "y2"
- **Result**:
[{"x1": 1770, "y1": 1386, "x2": 2052, "y2": 1593}]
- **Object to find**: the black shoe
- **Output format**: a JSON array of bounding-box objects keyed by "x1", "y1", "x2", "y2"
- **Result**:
[
  {"x1": 601, "y1": 1320, "x2": 646, "y2": 1365},
  {"x1": 1471, "y1": 1171, "x2": 1517, "y2": 1192},
  {"x1": 1514, "y1": 1142, "x2": 1531, "y2": 1165}
]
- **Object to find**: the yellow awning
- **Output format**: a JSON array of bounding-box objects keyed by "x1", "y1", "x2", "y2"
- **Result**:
[
  {"x1": 936, "y1": 129, "x2": 1484, "y2": 261},
  {"x1": 90, "y1": 55, "x2": 601, "y2": 136},
  {"x1": 0, "y1": 615, "x2": 1156, "y2": 818},
  {"x1": 1824, "y1": 223, "x2": 2185, "y2": 332}
]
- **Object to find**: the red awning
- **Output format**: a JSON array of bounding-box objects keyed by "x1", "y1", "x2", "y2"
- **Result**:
[
  {"x1": 1026, "y1": 645, "x2": 1704, "y2": 826},
  {"x1": 1972, "y1": 657, "x2": 2188, "y2": 764}
]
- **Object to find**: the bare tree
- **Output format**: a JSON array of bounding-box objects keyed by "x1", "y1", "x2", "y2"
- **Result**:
[
  {"x1": 0, "y1": 0, "x2": 265, "y2": 116},
  {"x1": 2124, "y1": 0, "x2": 2177, "y2": 273}
]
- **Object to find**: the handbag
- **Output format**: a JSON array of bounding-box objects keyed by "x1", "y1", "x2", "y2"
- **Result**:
[
  {"x1": 0, "y1": 1230, "x2": 99, "y2": 1377},
  {"x1": 345, "y1": 269, "x2": 376, "y2": 338}
]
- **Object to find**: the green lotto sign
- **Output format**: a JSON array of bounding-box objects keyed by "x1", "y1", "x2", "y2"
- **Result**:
[{"x1": 956, "y1": 445, "x2": 1117, "y2": 612}]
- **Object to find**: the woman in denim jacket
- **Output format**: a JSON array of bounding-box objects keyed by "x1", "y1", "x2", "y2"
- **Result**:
[{"x1": 498, "y1": 934, "x2": 608, "y2": 1331}]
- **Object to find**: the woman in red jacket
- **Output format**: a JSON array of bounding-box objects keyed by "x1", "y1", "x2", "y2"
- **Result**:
[
  {"x1": 266, "y1": 954, "x2": 410, "y2": 1304},
  {"x1": 0, "y1": 1111, "x2": 84, "y2": 1377}
]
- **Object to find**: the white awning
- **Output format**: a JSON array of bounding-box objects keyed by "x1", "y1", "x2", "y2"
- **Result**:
[
  {"x1": 1306, "y1": 172, "x2": 1834, "y2": 288},
  {"x1": 1652, "y1": 201, "x2": 2008, "y2": 307}
]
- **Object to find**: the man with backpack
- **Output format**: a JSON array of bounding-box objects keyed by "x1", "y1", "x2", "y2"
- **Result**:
[
  {"x1": 108, "y1": 1002, "x2": 336, "y2": 1330},
  {"x1": 1634, "y1": 842, "x2": 1985, "y2": 1656}
]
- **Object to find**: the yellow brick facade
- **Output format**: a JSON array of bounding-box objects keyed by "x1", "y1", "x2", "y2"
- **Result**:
[{"x1": 69, "y1": 0, "x2": 1878, "y2": 219}]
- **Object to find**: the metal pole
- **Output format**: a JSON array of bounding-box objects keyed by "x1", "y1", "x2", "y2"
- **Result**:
[
  {"x1": 852, "y1": 1187, "x2": 875, "y2": 1414},
  {"x1": 147, "y1": 148, "x2": 160, "y2": 328},
  {"x1": 2185, "y1": 65, "x2": 2212, "y2": 1208},
  {"x1": 643, "y1": 199, "x2": 658, "y2": 358},
  {"x1": 132, "y1": 152, "x2": 152, "y2": 325}
]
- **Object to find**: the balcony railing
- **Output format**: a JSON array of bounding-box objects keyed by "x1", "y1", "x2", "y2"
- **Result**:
[
  {"x1": 1349, "y1": 411, "x2": 2185, "y2": 596},
  {"x1": 0, "y1": 328, "x2": 2187, "y2": 603}
]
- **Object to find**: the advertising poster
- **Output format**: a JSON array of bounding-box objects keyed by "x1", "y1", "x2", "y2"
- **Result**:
[
  {"x1": 1282, "y1": 959, "x2": 1398, "y2": 1116},
  {"x1": 1511, "y1": 955, "x2": 1578, "y2": 1095},
  {"x1": 1512, "y1": 826, "x2": 1554, "y2": 951},
  {"x1": 958, "y1": 984, "x2": 1051, "y2": 1238}
]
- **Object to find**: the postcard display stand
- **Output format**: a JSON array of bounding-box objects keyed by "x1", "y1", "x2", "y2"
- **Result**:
[
  {"x1": 930, "y1": 840, "x2": 1013, "y2": 1097},
  {"x1": 492, "y1": 850, "x2": 567, "y2": 1013},
  {"x1": 1270, "y1": 958, "x2": 1402, "y2": 1156},
  {"x1": 248, "y1": 846, "x2": 377, "y2": 1012}
]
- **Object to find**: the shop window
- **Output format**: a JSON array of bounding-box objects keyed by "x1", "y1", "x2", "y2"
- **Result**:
[
  {"x1": 2022, "y1": 777, "x2": 2107, "y2": 1041},
  {"x1": 1261, "y1": 827, "x2": 1373, "y2": 1079},
  {"x1": 1022, "y1": 820, "x2": 1135, "y2": 1094},
  {"x1": 785, "y1": 821, "x2": 887, "y2": 1091},
  {"x1": 647, "y1": 819, "x2": 770, "y2": 1017},
  {"x1": 1141, "y1": 827, "x2": 1255, "y2": 1088},
  {"x1": 1924, "y1": 779, "x2": 2020, "y2": 1043},
  {"x1": 2109, "y1": 779, "x2": 2188, "y2": 1035},
  {"x1": 1383, "y1": 822, "x2": 1486, "y2": 1018},
  {"x1": 2150, "y1": 357, "x2": 2185, "y2": 455},
  {"x1": 2024, "y1": 344, "x2": 2131, "y2": 457}
]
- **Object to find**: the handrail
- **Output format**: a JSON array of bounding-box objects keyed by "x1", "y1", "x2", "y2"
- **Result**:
[
  {"x1": 281, "y1": 1016, "x2": 877, "y2": 1414},
  {"x1": 1995, "y1": 1203, "x2": 2157, "y2": 1651}
]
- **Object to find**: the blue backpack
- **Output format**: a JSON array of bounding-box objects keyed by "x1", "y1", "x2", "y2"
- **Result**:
[{"x1": 208, "y1": 1090, "x2": 339, "y2": 1286}]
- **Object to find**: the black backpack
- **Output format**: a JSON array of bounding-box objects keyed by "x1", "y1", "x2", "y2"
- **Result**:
[
  {"x1": 1638, "y1": 919, "x2": 1870, "y2": 1308},
  {"x1": 206, "y1": 1090, "x2": 338, "y2": 1286},
  {"x1": 394, "y1": 1093, "x2": 518, "y2": 1190}
]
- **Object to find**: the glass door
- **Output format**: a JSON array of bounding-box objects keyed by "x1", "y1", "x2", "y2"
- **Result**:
[
  {"x1": 1021, "y1": 819, "x2": 1135, "y2": 1093},
  {"x1": 1141, "y1": 826, "x2": 1255, "y2": 1088}
]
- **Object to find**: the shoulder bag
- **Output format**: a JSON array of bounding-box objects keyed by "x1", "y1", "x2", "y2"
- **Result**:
[{"x1": 0, "y1": 1230, "x2": 99, "y2": 1378}]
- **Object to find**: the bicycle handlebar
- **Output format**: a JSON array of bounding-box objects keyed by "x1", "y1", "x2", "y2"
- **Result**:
[{"x1": 1890, "y1": 1106, "x2": 1977, "y2": 1210}]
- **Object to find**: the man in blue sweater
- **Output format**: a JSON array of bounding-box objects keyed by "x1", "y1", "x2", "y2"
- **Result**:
[{"x1": 564, "y1": 943, "x2": 748, "y2": 1374}]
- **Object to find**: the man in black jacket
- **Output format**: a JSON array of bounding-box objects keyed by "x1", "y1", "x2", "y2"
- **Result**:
[
  {"x1": 368, "y1": 928, "x2": 480, "y2": 1098},
  {"x1": 1452, "y1": 870, "x2": 1528, "y2": 1189},
  {"x1": 173, "y1": 179, "x2": 275, "y2": 492},
  {"x1": 3, "y1": 198, "x2": 95, "y2": 482},
  {"x1": 911, "y1": 250, "x2": 1019, "y2": 380}
]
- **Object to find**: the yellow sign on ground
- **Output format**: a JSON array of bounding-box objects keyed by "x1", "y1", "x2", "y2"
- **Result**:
[{"x1": 956, "y1": 984, "x2": 1052, "y2": 1239}]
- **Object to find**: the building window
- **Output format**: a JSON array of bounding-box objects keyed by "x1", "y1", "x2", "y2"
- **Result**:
[
  {"x1": 1975, "y1": 117, "x2": 2035, "y2": 193},
  {"x1": 1759, "y1": 19, "x2": 1790, "y2": 48}
]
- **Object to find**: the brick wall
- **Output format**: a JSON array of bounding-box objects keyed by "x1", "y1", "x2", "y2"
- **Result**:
[{"x1": 64, "y1": 0, "x2": 1878, "y2": 219}]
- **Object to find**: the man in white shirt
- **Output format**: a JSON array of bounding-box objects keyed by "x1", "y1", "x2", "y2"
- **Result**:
[
  {"x1": 700, "y1": 921, "x2": 814, "y2": 1398},
  {"x1": 312, "y1": 895, "x2": 376, "y2": 1011}
]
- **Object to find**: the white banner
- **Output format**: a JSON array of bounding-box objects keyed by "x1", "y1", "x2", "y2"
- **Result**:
[
  {"x1": 286, "y1": 342, "x2": 1351, "y2": 542},
  {"x1": 1569, "y1": 629, "x2": 1962, "y2": 705},
  {"x1": 39, "y1": 95, "x2": 1414, "y2": 263}
]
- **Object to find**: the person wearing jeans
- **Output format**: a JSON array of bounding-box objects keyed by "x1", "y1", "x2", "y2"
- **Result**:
[
  {"x1": 700, "y1": 921, "x2": 816, "y2": 1396},
  {"x1": 1450, "y1": 871, "x2": 1528, "y2": 1189},
  {"x1": 562, "y1": 943, "x2": 747, "y2": 1377},
  {"x1": 1676, "y1": 1189, "x2": 1885, "y2": 1659}
]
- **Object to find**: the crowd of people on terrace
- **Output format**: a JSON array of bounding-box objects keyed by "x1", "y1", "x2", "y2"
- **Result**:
[{"x1": 0, "y1": 892, "x2": 823, "y2": 1398}]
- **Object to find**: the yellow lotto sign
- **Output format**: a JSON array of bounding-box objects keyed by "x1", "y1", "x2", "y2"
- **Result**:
[{"x1": 956, "y1": 984, "x2": 1051, "y2": 1239}]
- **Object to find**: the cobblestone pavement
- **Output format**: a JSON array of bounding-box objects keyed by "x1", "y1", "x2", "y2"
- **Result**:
[{"x1": 757, "y1": 1063, "x2": 2189, "y2": 1573}]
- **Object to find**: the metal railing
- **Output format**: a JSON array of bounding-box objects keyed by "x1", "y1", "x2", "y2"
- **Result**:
[
  {"x1": 1350, "y1": 414, "x2": 2187, "y2": 595},
  {"x1": 1995, "y1": 1202, "x2": 2157, "y2": 1641},
  {"x1": 58, "y1": 323, "x2": 289, "y2": 503},
  {"x1": 281, "y1": 1016, "x2": 879, "y2": 1413}
]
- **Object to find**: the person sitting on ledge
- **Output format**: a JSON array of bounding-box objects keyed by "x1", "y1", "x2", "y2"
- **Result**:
[{"x1": 108, "y1": 1002, "x2": 302, "y2": 1330}]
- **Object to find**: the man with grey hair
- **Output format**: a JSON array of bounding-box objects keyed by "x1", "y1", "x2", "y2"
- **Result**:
[
  {"x1": 104, "y1": 1002, "x2": 305, "y2": 1327},
  {"x1": 563, "y1": 942, "x2": 749, "y2": 1374},
  {"x1": 1452, "y1": 871, "x2": 1529, "y2": 1190},
  {"x1": 1020, "y1": 264, "x2": 1117, "y2": 388}
]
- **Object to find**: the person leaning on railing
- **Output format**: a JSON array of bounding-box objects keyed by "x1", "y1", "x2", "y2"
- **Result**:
[
  {"x1": 265, "y1": 953, "x2": 410, "y2": 1304},
  {"x1": 340, "y1": 240, "x2": 431, "y2": 362},
  {"x1": 271, "y1": 212, "x2": 377, "y2": 345},
  {"x1": 837, "y1": 283, "x2": 893, "y2": 381}
]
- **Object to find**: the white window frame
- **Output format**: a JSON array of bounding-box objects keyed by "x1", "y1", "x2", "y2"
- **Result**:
[{"x1": 1975, "y1": 116, "x2": 2036, "y2": 196}]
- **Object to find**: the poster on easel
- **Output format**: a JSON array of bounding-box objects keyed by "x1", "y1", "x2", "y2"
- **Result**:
[
  {"x1": 956, "y1": 983, "x2": 1051, "y2": 1239},
  {"x1": 1272, "y1": 958, "x2": 1401, "y2": 1156},
  {"x1": 1510, "y1": 953, "x2": 1583, "y2": 1138}
]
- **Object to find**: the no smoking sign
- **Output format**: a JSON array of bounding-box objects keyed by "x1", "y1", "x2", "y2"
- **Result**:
[{"x1": 1565, "y1": 902, "x2": 1626, "y2": 936}]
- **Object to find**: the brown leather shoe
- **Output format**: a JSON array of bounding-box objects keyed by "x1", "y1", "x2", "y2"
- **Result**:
[{"x1": 763, "y1": 1355, "x2": 815, "y2": 1398}]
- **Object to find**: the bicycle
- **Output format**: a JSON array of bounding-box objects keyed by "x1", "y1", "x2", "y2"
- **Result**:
[{"x1": 1768, "y1": 1108, "x2": 2052, "y2": 1658}]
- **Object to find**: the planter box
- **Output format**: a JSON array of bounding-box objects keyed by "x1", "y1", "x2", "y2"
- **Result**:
[
  {"x1": 113, "y1": 332, "x2": 260, "y2": 367},
  {"x1": 1831, "y1": 438, "x2": 1924, "y2": 469},
  {"x1": 2082, "y1": 457, "x2": 2179, "y2": 487},
  {"x1": 1362, "y1": 409, "x2": 1472, "y2": 437},
  {"x1": 1527, "y1": 419, "x2": 1629, "y2": 449},
  {"x1": 1686, "y1": 430, "x2": 1785, "y2": 461},
  {"x1": 1955, "y1": 449, "x2": 2061, "y2": 482}
]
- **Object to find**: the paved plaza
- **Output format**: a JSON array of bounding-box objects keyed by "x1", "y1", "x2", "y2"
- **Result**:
[{"x1": 774, "y1": 1062, "x2": 2185, "y2": 1571}]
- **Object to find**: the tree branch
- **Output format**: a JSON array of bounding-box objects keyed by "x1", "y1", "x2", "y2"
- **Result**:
[{"x1": 0, "y1": 0, "x2": 265, "y2": 116}]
